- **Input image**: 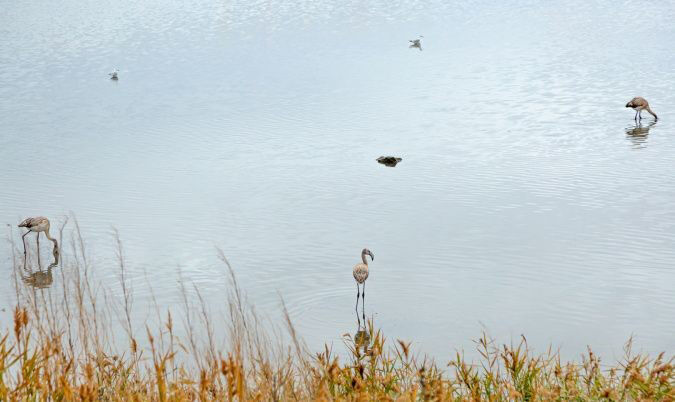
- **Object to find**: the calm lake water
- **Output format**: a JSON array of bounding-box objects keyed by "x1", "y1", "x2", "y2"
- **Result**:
[{"x1": 1, "y1": 0, "x2": 674, "y2": 360}]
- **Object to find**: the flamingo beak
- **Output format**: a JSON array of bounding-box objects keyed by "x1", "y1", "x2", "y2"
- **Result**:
[{"x1": 369, "y1": 251, "x2": 374, "y2": 261}]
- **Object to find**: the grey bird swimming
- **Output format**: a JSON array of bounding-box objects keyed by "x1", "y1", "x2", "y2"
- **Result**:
[{"x1": 409, "y1": 35, "x2": 423, "y2": 50}]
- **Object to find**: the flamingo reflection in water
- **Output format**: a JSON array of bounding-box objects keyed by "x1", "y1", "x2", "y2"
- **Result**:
[
  {"x1": 353, "y1": 314, "x2": 372, "y2": 354},
  {"x1": 625, "y1": 121, "x2": 656, "y2": 148},
  {"x1": 22, "y1": 244, "x2": 59, "y2": 289}
]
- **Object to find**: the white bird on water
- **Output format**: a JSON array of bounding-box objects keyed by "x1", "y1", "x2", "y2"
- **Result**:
[
  {"x1": 353, "y1": 248, "x2": 374, "y2": 319},
  {"x1": 18, "y1": 217, "x2": 58, "y2": 262},
  {"x1": 409, "y1": 35, "x2": 423, "y2": 50}
]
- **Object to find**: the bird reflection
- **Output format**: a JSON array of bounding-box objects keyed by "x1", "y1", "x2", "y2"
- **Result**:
[
  {"x1": 22, "y1": 244, "x2": 59, "y2": 289},
  {"x1": 354, "y1": 313, "x2": 371, "y2": 354},
  {"x1": 625, "y1": 121, "x2": 655, "y2": 148}
]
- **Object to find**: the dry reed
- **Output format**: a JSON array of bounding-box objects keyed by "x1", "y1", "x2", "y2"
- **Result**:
[{"x1": 1, "y1": 218, "x2": 673, "y2": 401}]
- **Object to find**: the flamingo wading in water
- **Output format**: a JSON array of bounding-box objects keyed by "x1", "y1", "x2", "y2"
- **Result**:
[
  {"x1": 626, "y1": 97, "x2": 657, "y2": 121},
  {"x1": 18, "y1": 217, "x2": 58, "y2": 262},
  {"x1": 353, "y1": 248, "x2": 374, "y2": 319}
]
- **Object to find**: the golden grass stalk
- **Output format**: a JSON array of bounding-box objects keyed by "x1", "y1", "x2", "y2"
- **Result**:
[{"x1": 1, "y1": 220, "x2": 673, "y2": 400}]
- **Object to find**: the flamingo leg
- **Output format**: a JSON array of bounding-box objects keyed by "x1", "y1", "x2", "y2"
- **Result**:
[
  {"x1": 634, "y1": 110, "x2": 638, "y2": 121},
  {"x1": 22, "y1": 231, "x2": 30, "y2": 256},
  {"x1": 36, "y1": 232, "x2": 41, "y2": 267},
  {"x1": 639, "y1": 110, "x2": 643, "y2": 120},
  {"x1": 355, "y1": 283, "x2": 360, "y2": 314},
  {"x1": 362, "y1": 282, "x2": 366, "y2": 320}
]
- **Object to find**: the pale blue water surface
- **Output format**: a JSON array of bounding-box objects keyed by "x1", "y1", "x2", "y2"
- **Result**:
[{"x1": 1, "y1": 0, "x2": 674, "y2": 360}]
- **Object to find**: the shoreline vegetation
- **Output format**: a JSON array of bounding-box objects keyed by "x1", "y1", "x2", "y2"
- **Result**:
[{"x1": 2, "y1": 220, "x2": 673, "y2": 400}]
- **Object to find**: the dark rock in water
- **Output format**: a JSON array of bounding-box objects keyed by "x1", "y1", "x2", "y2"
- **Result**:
[{"x1": 376, "y1": 156, "x2": 402, "y2": 167}]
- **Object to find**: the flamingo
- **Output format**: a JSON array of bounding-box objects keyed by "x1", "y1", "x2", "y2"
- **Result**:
[
  {"x1": 626, "y1": 97, "x2": 657, "y2": 121},
  {"x1": 18, "y1": 217, "x2": 58, "y2": 263},
  {"x1": 353, "y1": 248, "x2": 374, "y2": 319}
]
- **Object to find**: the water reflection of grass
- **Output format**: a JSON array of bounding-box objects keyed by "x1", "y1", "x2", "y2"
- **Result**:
[{"x1": 2, "y1": 224, "x2": 673, "y2": 400}]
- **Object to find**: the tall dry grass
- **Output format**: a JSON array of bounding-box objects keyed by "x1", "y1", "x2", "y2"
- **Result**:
[{"x1": 1, "y1": 218, "x2": 673, "y2": 401}]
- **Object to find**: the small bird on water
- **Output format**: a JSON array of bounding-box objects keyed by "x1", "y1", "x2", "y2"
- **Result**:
[
  {"x1": 353, "y1": 248, "x2": 374, "y2": 319},
  {"x1": 18, "y1": 217, "x2": 58, "y2": 261},
  {"x1": 409, "y1": 35, "x2": 423, "y2": 50},
  {"x1": 625, "y1": 97, "x2": 657, "y2": 121},
  {"x1": 109, "y1": 69, "x2": 119, "y2": 80}
]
